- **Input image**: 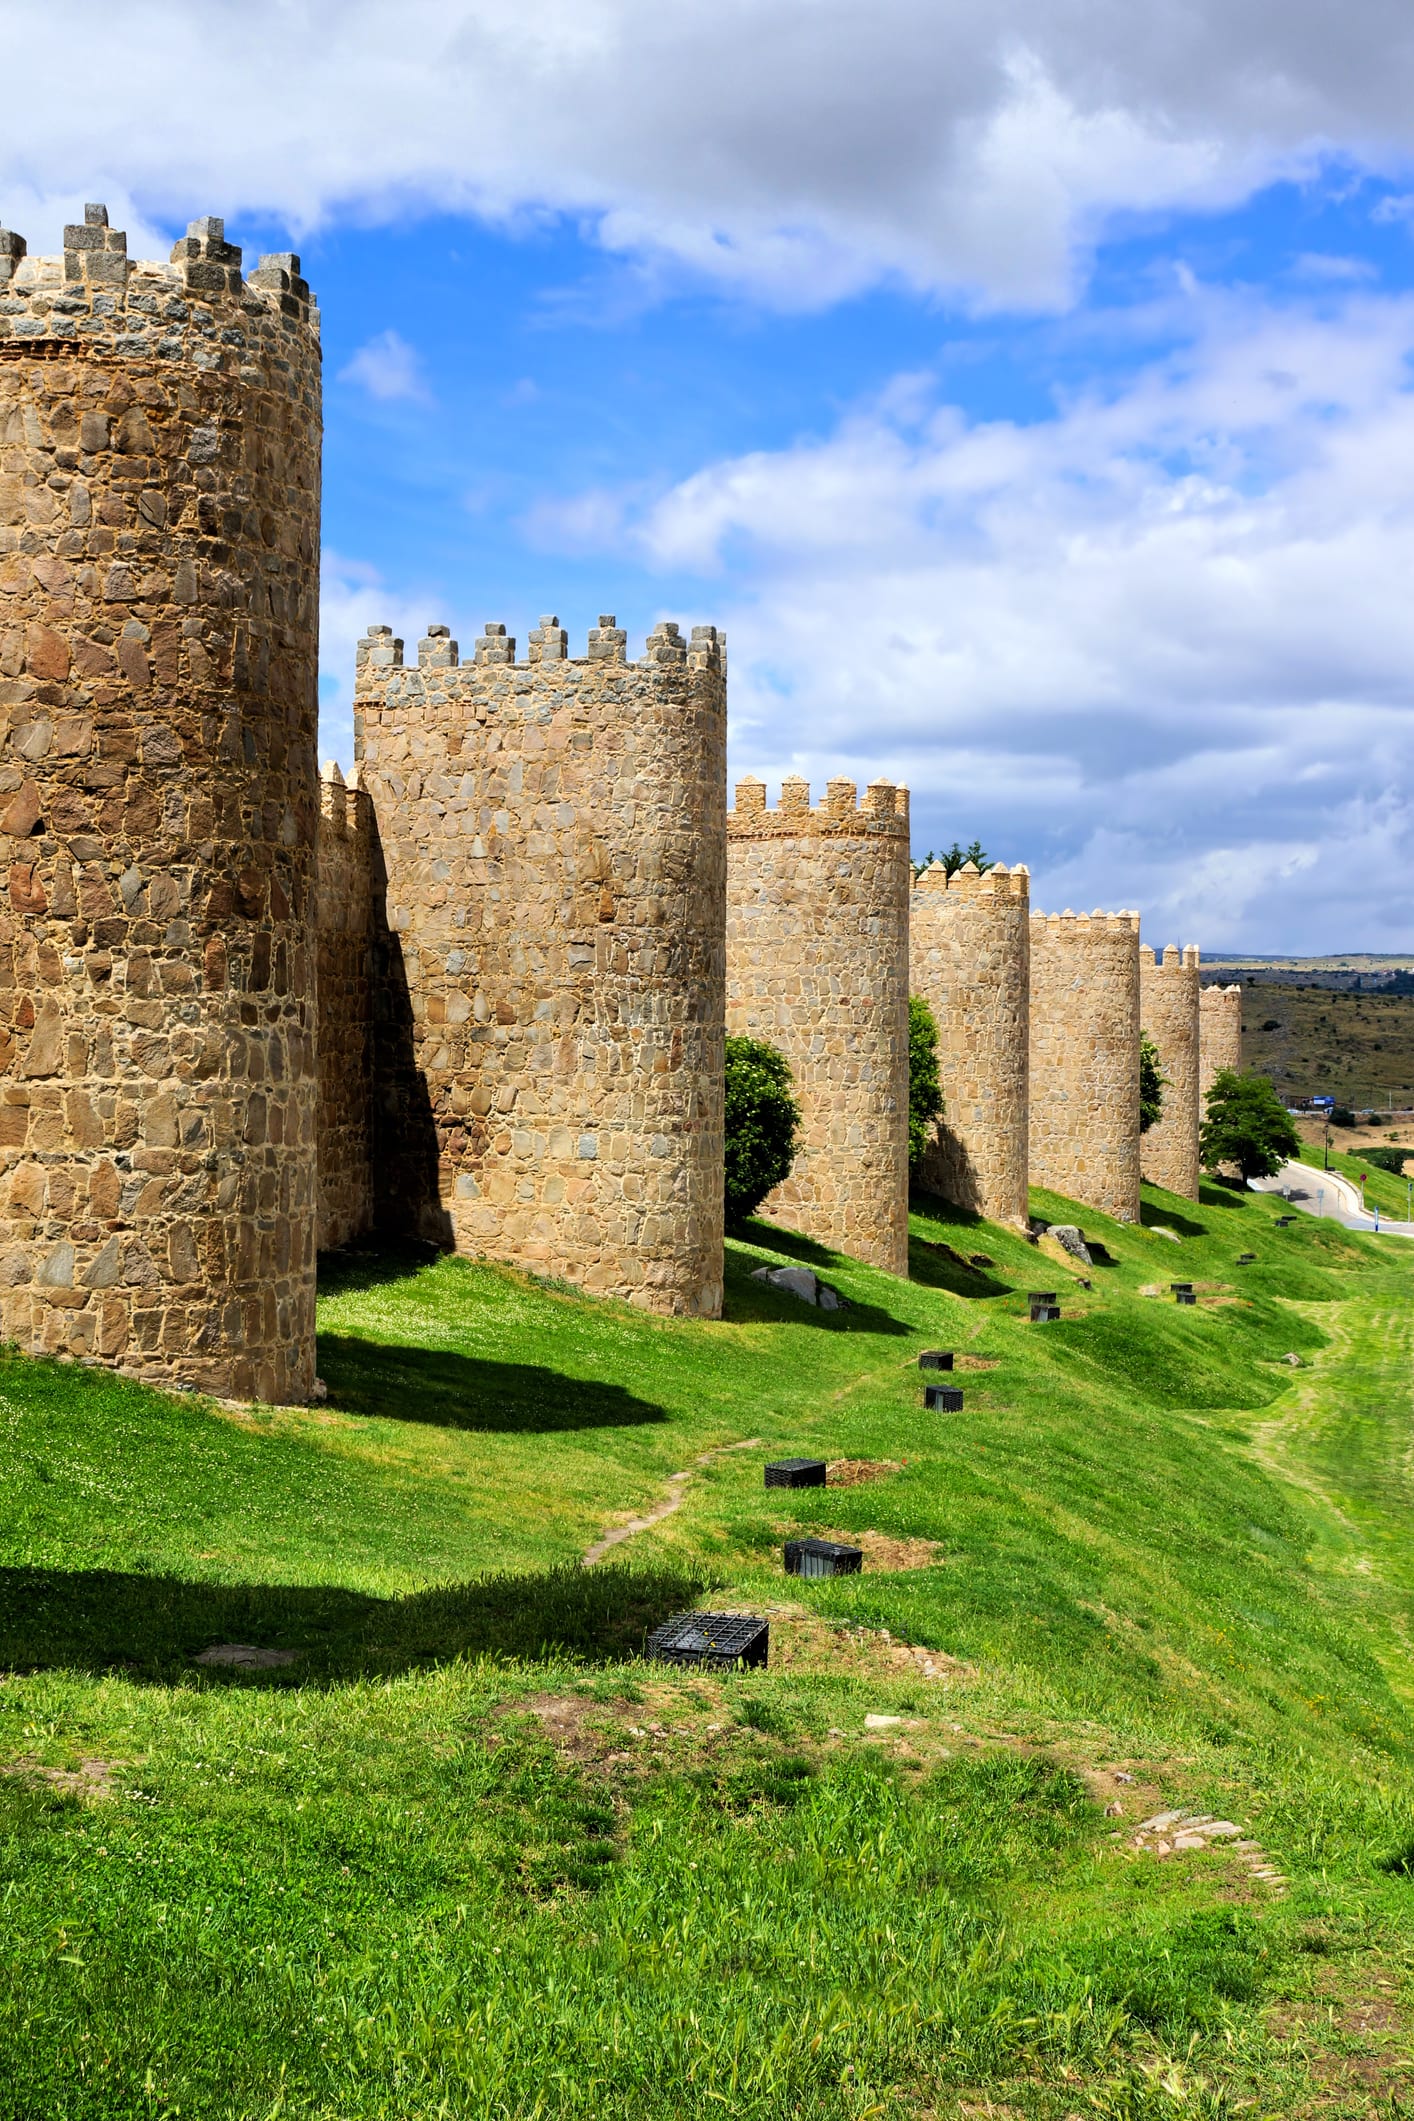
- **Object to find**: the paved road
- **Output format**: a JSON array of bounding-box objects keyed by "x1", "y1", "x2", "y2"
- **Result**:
[{"x1": 1249, "y1": 1162, "x2": 1414, "y2": 1238}]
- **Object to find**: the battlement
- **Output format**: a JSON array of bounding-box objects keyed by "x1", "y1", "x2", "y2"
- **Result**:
[
  {"x1": 318, "y1": 759, "x2": 372, "y2": 838},
  {"x1": 1031, "y1": 907, "x2": 1141, "y2": 935},
  {"x1": 915, "y1": 858, "x2": 1029, "y2": 901},
  {"x1": 728, "y1": 774, "x2": 910, "y2": 838},
  {"x1": 0, "y1": 205, "x2": 318, "y2": 342},
  {"x1": 356, "y1": 615, "x2": 725, "y2": 675},
  {"x1": 1201, "y1": 981, "x2": 1242, "y2": 1001},
  {"x1": 1140, "y1": 942, "x2": 1203, "y2": 971}
]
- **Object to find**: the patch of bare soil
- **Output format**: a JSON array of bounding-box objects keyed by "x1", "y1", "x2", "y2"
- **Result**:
[
  {"x1": 954, "y1": 1353, "x2": 1000, "y2": 1370},
  {"x1": 827, "y1": 1457, "x2": 902, "y2": 1486},
  {"x1": 785, "y1": 1525, "x2": 940, "y2": 1570},
  {"x1": 3, "y1": 1756, "x2": 119, "y2": 1800}
]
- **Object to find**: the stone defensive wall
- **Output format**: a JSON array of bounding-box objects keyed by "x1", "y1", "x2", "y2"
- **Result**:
[
  {"x1": 0, "y1": 207, "x2": 321, "y2": 1402},
  {"x1": 316, "y1": 761, "x2": 374, "y2": 1253},
  {"x1": 1028, "y1": 908, "x2": 1142, "y2": 1222},
  {"x1": 910, "y1": 858, "x2": 1030, "y2": 1227},
  {"x1": 727, "y1": 774, "x2": 911, "y2": 1275},
  {"x1": 353, "y1": 614, "x2": 726, "y2": 1317},
  {"x1": 1199, "y1": 981, "x2": 1243, "y2": 1099},
  {"x1": 1141, "y1": 943, "x2": 1201, "y2": 1200}
]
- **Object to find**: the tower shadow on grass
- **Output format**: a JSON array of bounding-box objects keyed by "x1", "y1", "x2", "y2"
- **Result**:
[
  {"x1": 0, "y1": 1561, "x2": 705, "y2": 1686},
  {"x1": 724, "y1": 1225, "x2": 911, "y2": 1334},
  {"x1": 316, "y1": 1336, "x2": 670, "y2": 1432}
]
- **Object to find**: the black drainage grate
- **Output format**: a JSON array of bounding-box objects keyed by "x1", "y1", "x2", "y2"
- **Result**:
[
  {"x1": 785, "y1": 1537, "x2": 863, "y2": 1579},
  {"x1": 765, "y1": 1458, "x2": 828, "y2": 1489},
  {"x1": 646, "y1": 1612, "x2": 769, "y2": 1670},
  {"x1": 1175, "y1": 1290, "x2": 1197, "y2": 1306},
  {"x1": 1028, "y1": 1291, "x2": 1058, "y2": 1304},
  {"x1": 918, "y1": 1349, "x2": 954, "y2": 1370},
  {"x1": 925, "y1": 1383, "x2": 964, "y2": 1411},
  {"x1": 1171, "y1": 1282, "x2": 1193, "y2": 1294},
  {"x1": 1237, "y1": 1252, "x2": 1256, "y2": 1264},
  {"x1": 1029, "y1": 1302, "x2": 1061, "y2": 1323}
]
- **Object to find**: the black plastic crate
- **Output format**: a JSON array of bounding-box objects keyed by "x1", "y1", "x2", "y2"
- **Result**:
[
  {"x1": 765, "y1": 1458, "x2": 827, "y2": 1489},
  {"x1": 785, "y1": 1537, "x2": 862, "y2": 1579},
  {"x1": 1029, "y1": 1302, "x2": 1061, "y2": 1323},
  {"x1": 646, "y1": 1612, "x2": 769, "y2": 1670},
  {"x1": 924, "y1": 1383, "x2": 964, "y2": 1411},
  {"x1": 1275, "y1": 1216, "x2": 1294, "y2": 1227},
  {"x1": 1175, "y1": 1290, "x2": 1197, "y2": 1306},
  {"x1": 1171, "y1": 1282, "x2": 1193, "y2": 1294},
  {"x1": 1028, "y1": 1291, "x2": 1058, "y2": 1305},
  {"x1": 1237, "y1": 1252, "x2": 1256, "y2": 1264},
  {"x1": 918, "y1": 1349, "x2": 954, "y2": 1371}
]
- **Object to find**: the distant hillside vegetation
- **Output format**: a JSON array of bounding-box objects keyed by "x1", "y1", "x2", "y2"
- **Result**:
[{"x1": 1222, "y1": 977, "x2": 1414, "y2": 1109}]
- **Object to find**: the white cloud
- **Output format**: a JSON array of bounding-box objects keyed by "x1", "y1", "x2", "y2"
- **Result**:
[
  {"x1": 338, "y1": 330, "x2": 432, "y2": 405},
  {"x1": 3, "y1": 0, "x2": 1414, "y2": 309},
  {"x1": 528, "y1": 283, "x2": 1414, "y2": 949}
]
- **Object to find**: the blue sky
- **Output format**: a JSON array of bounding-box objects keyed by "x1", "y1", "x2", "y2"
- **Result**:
[{"x1": 10, "y1": 0, "x2": 1414, "y2": 950}]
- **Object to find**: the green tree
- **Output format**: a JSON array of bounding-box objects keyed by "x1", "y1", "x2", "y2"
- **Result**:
[
  {"x1": 1139, "y1": 1031, "x2": 1167, "y2": 1135},
  {"x1": 1200, "y1": 1069, "x2": 1301, "y2": 1181},
  {"x1": 724, "y1": 1037, "x2": 801, "y2": 1227},
  {"x1": 908, "y1": 994, "x2": 944, "y2": 1168},
  {"x1": 911, "y1": 839, "x2": 994, "y2": 882}
]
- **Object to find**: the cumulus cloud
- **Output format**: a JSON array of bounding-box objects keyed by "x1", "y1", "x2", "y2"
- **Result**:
[
  {"x1": 338, "y1": 330, "x2": 433, "y2": 404},
  {"x1": 4, "y1": 0, "x2": 1414, "y2": 308},
  {"x1": 528, "y1": 282, "x2": 1414, "y2": 949}
]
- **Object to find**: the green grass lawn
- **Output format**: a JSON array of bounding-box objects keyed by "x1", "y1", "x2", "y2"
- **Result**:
[
  {"x1": 1295, "y1": 1141, "x2": 1414, "y2": 1220},
  {"x1": 4, "y1": 1181, "x2": 1414, "y2": 2115}
]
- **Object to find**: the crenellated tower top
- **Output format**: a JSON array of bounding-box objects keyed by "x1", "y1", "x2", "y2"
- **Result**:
[
  {"x1": 728, "y1": 773, "x2": 909, "y2": 839},
  {"x1": 915, "y1": 858, "x2": 1028, "y2": 901},
  {"x1": 0, "y1": 204, "x2": 318, "y2": 346}
]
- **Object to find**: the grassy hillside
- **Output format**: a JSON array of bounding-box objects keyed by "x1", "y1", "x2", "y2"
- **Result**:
[
  {"x1": 1234, "y1": 977, "x2": 1414, "y2": 1107},
  {"x1": 3, "y1": 1185, "x2": 1414, "y2": 2115}
]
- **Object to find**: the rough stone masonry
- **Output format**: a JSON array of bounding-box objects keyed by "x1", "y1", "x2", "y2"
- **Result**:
[
  {"x1": 349, "y1": 615, "x2": 727, "y2": 1317},
  {"x1": 910, "y1": 857, "x2": 1031, "y2": 1228},
  {"x1": 727, "y1": 775, "x2": 911, "y2": 1275},
  {"x1": 0, "y1": 208, "x2": 321, "y2": 1403},
  {"x1": 1141, "y1": 943, "x2": 1201, "y2": 1201}
]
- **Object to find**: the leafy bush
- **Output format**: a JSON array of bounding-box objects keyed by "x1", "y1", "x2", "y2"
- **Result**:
[
  {"x1": 1332, "y1": 1105, "x2": 1358, "y2": 1128},
  {"x1": 724, "y1": 1037, "x2": 800, "y2": 1227},
  {"x1": 1139, "y1": 1031, "x2": 1167, "y2": 1135},
  {"x1": 1200, "y1": 1069, "x2": 1301, "y2": 1180},
  {"x1": 908, "y1": 993, "x2": 944, "y2": 1166},
  {"x1": 1361, "y1": 1145, "x2": 1410, "y2": 1176}
]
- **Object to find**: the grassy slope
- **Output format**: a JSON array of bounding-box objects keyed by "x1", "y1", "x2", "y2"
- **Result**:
[{"x1": 3, "y1": 1185, "x2": 1414, "y2": 2114}]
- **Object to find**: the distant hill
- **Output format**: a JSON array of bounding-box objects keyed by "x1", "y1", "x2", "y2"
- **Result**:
[{"x1": 1198, "y1": 973, "x2": 1414, "y2": 1109}]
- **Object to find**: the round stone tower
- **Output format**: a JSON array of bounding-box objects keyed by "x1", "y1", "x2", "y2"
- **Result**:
[
  {"x1": 0, "y1": 207, "x2": 321, "y2": 1401},
  {"x1": 910, "y1": 858, "x2": 1030, "y2": 1227},
  {"x1": 1199, "y1": 981, "x2": 1243, "y2": 1100},
  {"x1": 727, "y1": 774, "x2": 911, "y2": 1276},
  {"x1": 1028, "y1": 908, "x2": 1142, "y2": 1222},
  {"x1": 1141, "y1": 943, "x2": 1201, "y2": 1200}
]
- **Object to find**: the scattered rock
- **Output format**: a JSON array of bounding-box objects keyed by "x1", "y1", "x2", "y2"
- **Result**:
[
  {"x1": 967, "y1": 1253, "x2": 994, "y2": 1269},
  {"x1": 1281, "y1": 1352, "x2": 1305, "y2": 1367},
  {"x1": 1049, "y1": 1224, "x2": 1093, "y2": 1265},
  {"x1": 750, "y1": 1265, "x2": 848, "y2": 1310},
  {"x1": 1113, "y1": 1770, "x2": 1135, "y2": 1784},
  {"x1": 1150, "y1": 1226, "x2": 1182, "y2": 1243},
  {"x1": 1105, "y1": 1801, "x2": 1124, "y2": 1816},
  {"x1": 309, "y1": 1377, "x2": 329, "y2": 1404},
  {"x1": 1129, "y1": 1810, "x2": 1282, "y2": 1891},
  {"x1": 194, "y1": 1644, "x2": 296, "y2": 1669},
  {"x1": 864, "y1": 1712, "x2": 902, "y2": 1728}
]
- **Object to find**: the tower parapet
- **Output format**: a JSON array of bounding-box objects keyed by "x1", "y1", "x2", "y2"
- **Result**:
[
  {"x1": 1141, "y1": 943, "x2": 1201, "y2": 1200},
  {"x1": 727, "y1": 774, "x2": 911, "y2": 1274},
  {"x1": 316, "y1": 762, "x2": 375, "y2": 1252},
  {"x1": 1028, "y1": 908, "x2": 1142, "y2": 1222},
  {"x1": 910, "y1": 859, "x2": 1030, "y2": 1226},
  {"x1": 0, "y1": 207, "x2": 321, "y2": 1401},
  {"x1": 354, "y1": 614, "x2": 726, "y2": 1317},
  {"x1": 1199, "y1": 981, "x2": 1243, "y2": 1100}
]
